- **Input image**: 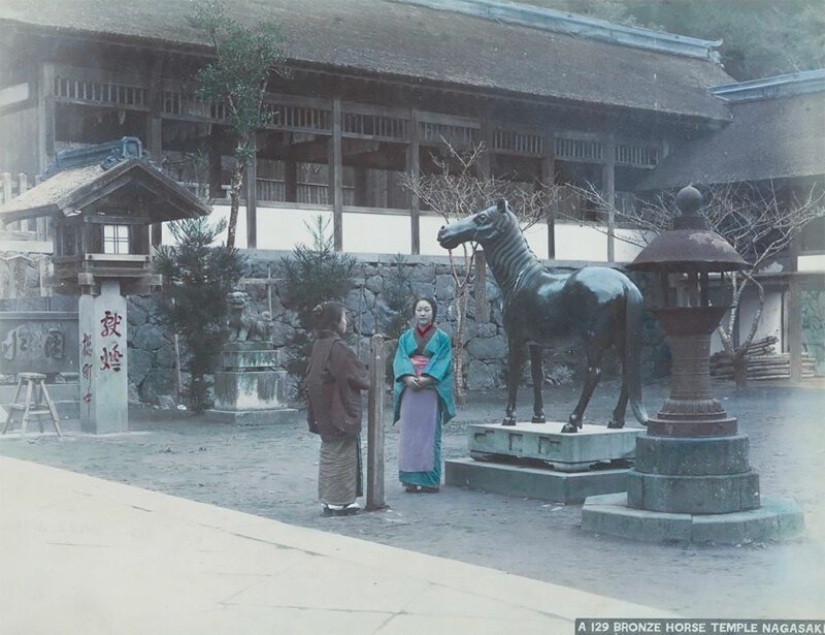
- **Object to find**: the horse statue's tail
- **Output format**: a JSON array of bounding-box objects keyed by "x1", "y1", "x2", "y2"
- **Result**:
[{"x1": 625, "y1": 281, "x2": 649, "y2": 425}]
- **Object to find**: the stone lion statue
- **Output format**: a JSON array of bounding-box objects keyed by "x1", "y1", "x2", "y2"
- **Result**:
[{"x1": 226, "y1": 290, "x2": 272, "y2": 343}]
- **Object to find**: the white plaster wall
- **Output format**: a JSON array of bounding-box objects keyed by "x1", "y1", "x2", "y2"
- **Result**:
[
  {"x1": 162, "y1": 204, "x2": 646, "y2": 265},
  {"x1": 798, "y1": 254, "x2": 825, "y2": 272},
  {"x1": 737, "y1": 287, "x2": 784, "y2": 351}
]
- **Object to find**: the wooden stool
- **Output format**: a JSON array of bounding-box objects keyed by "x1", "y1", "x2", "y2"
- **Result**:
[{"x1": 3, "y1": 373, "x2": 63, "y2": 437}]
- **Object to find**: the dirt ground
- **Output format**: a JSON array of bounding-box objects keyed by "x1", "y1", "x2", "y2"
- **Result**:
[{"x1": 2, "y1": 379, "x2": 824, "y2": 619}]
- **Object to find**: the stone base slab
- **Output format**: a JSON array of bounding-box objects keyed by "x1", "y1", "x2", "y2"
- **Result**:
[
  {"x1": 581, "y1": 493, "x2": 805, "y2": 544},
  {"x1": 445, "y1": 457, "x2": 632, "y2": 504},
  {"x1": 204, "y1": 408, "x2": 299, "y2": 425},
  {"x1": 467, "y1": 422, "x2": 643, "y2": 472}
]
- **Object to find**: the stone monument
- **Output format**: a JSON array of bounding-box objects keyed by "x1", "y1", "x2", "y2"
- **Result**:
[
  {"x1": 582, "y1": 186, "x2": 804, "y2": 543},
  {"x1": 207, "y1": 290, "x2": 296, "y2": 424}
]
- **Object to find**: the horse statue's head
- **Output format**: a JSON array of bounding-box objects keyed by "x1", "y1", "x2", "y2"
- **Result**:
[{"x1": 437, "y1": 199, "x2": 514, "y2": 250}]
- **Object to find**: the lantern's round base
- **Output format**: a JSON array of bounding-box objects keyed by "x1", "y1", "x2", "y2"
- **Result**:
[
  {"x1": 581, "y1": 493, "x2": 804, "y2": 544},
  {"x1": 627, "y1": 470, "x2": 760, "y2": 514}
]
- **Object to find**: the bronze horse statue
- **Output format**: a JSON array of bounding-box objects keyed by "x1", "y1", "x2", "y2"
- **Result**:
[{"x1": 437, "y1": 200, "x2": 648, "y2": 433}]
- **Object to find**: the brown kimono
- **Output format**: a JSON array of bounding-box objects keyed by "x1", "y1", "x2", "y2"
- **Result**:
[{"x1": 306, "y1": 330, "x2": 370, "y2": 506}]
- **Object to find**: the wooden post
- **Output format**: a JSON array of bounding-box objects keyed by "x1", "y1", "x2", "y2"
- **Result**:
[
  {"x1": 330, "y1": 99, "x2": 344, "y2": 251},
  {"x1": 366, "y1": 334, "x2": 386, "y2": 511},
  {"x1": 38, "y1": 63, "x2": 56, "y2": 175},
  {"x1": 602, "y1": 133, "x2": 616, "y2": 263},
  {"x1": 542, "y1": 133, "x2": 556, "y2": 259},
  {"x1": 408, "y1": 109, "x2": 420, "y2": 255}
]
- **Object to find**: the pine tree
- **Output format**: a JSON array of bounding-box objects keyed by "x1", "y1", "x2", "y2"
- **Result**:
[{"x1": 154, "y1": 217, "x2": 245, "y2": 411}]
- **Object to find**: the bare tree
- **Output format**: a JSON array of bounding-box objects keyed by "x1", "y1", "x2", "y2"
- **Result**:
[
  {"x1": 561, "y1": 180, "x2": 825, "y2": 388},
  {"x1": 400, "y1": 141, "x2": 558, "y2": 404}
]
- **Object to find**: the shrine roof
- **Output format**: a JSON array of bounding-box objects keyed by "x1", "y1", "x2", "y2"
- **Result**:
[
  {"x1": 637, "y1": 75, "x2": 825, "y2": 190},
  {"x1": 0, "y1": 0, "x2": 733, "y2": 124},
  {"x1": 0, "y1": 159, "x2": 211, "y2": 224}
]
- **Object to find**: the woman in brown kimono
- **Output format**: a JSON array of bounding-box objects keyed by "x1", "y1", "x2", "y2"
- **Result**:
[{"x1": 305, "y1": 301, "x2": 370, "y2": 516}]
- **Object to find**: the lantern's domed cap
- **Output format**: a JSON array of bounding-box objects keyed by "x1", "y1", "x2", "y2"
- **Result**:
[{"x1": 627, "y1": 186, "x2": 750, "y2": 273}]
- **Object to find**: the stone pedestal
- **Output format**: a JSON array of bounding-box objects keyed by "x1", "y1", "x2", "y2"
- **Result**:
[
  {"x1": 445, "y1": 422, "x2": 644, "y2": 504},
  {"x1": 78, "y1": 281, "x2": 128, "y2": 434},
  {"x1": 207, "y1": 344, "x2": 297, "y2": 425}
]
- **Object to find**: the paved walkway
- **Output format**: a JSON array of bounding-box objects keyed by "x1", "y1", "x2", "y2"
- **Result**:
[{"x1": 0, "y1": 456, "x2": 673, "y2": 635}]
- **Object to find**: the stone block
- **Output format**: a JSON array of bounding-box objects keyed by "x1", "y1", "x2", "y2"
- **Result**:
[
  {"x1": 445, "y1": 458, "x2": 632, "y2": 504},
  {"x1": 627, "y1": 470, "x2": 760, "y2": 514},
  {"x1": 468, "y1": 423, "x2": 642, "y2": 472},
  {"x1": 582, "y1": 493, "x2": 693, "y2": 542},
  {"x1": 582, "y1": 494, "x2": 805, "y2": 545},
  {"x1": 634, "y1": 433, "x2": 751, "y2": 476},
  {"x1": 213, "y1": 370, "x2": 288, "y2": 411}
]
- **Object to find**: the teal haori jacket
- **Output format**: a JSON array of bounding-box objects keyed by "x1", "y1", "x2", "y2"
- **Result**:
[{"x1": 392, "y1": 328, "x2": 456, "y2": 424}]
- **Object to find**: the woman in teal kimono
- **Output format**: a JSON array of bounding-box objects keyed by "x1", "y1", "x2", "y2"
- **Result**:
[{"x1": 393, "y1": 297, "x2": 456, "y2": 492}]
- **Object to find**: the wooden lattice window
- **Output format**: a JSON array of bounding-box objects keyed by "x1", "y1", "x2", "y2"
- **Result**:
[
  {"x1": 555, "y1": 137, "x2": 603, "y2": 162},
  {"x1": 342, "y1": 112, "x2": 408, "y2": 140},
  {"x1": 493, "y1": 130, "x2": 543, "y2": 156},
  {"x1": 54, "y1": 77, "x2": 147, "y2": 109},
  {"x1": 615, "y1": 143, "x2": 659, "y2": 167}
]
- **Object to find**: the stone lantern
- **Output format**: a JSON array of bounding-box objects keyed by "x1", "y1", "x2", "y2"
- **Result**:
[
  {"x1": 0, "y1": 138, "x2": 210, "y2": 434},
  {"x1": 581, "y1": 186, "x2": 804, "y2": 543}
]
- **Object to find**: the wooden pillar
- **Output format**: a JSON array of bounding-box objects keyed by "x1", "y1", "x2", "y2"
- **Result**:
[
  {"x1": 146, "y1": 55, "x2": 164, "y2": 249},
  {"x1": 246, "y1": 134, "x2": 258, "y2": 249},
  {"x1": 602, "y1": 134, "x2": 616, "y2": 262},
  {"x1": 208, "y1": 126, "x2": 224, "y2": 200},
  {"x1": 329, "y1": 99, "x2": 344, "y2": 251},
  {"x1": 542, "y1": 133, "x2": 556, "y2": 260},
  {"x1": 366, "y1": 334, "x2": 386, "y2": 511},
  {"x1": 478, "y1": 113, "x2": 492, "y2": 179},
  {"x1": 407, "y1": 109, "x2": 420, "y2": 255},
  {"x1": 37, "y1": 63, "x2": 56, "y2": 175},
  {"x1": 284, "y1": 144, "x2": 298, "y2": 203}
]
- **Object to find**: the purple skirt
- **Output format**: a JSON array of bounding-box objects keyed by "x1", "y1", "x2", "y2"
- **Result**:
[{"x1": 398, "y1": 387, "x2": 438, "y2": 473}]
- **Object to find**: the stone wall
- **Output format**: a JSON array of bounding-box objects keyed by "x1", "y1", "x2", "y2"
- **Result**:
[
  {"x1": 0, "y1": 249, "x2": 669, "y2": 407},
  {"x1": 125, "y1": 251, "x2": 669, "y2": 406}
]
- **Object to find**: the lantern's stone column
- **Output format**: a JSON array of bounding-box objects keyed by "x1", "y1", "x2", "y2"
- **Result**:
[{"x1": 78, "y1": 280, "x2": 128, "y2": 434}]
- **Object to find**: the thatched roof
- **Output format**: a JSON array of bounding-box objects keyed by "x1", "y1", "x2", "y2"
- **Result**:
[
  {"x1": 637, "y1": 83, "x2": 825, "y2": 190},
  {"x1": 0, "y1": 0, "x2": 733, "y2": 123},
  {"x1": 0, "y1": 159, "x2": 210, "y2": 223}
]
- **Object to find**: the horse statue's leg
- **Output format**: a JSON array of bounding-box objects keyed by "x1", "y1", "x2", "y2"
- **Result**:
[
  {"x1": 529, "y1": 345, "x2": 545, "y2": 423},
  {"x1": 607, "y1": 382, "x2": 628, "y2": 429},
  {"x1": 561, "y1": 341, "x2": 604, "y2": 433},
  {"x1": 503, "y1": 340, "x2": 526, "y2": 426}
]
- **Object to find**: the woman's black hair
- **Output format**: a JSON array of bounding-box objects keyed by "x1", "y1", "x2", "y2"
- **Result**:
[
  {"x1": 312, "y1": 301, "x2": 346, "y2": 332},
  {"x1": 411, "y1": 296, "x2": 437, "y2": 321}
]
